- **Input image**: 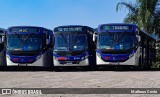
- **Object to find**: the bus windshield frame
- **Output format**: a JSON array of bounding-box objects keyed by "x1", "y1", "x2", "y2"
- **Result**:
[
  {"x1": 54, "y1": 33, "x2": 88, "y2": 52},
  {"x1": 7, "y1": 34, "x2": 44, "y2": 52},
  {"x1": 97, "y1": 32, "x2": 135, "y2": 50}
]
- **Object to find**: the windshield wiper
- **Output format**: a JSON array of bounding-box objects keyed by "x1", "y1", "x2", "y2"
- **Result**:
[
  {"x1": 14, "y1": 32, "x2": 23, "y2": 46},
  {"x1": 60, "y1": 33, "x2": 68, "y2": 43},
  {"x1": 115, "y1": 31, "x2": 126, "y2": 42},
  {"x1": 72, "y1": 33, "x2": 79, "y2": 43},
  {"x1": 109, "y1": 31, "x2": 126, "y2": 44},
  {"x1": 24, "y1": 33, "x2": 34, "y2": 42},
  {"x1": 105, "y1": 31, "x2": 125, "y2": 48},
  {"x1": 60, "y1": 33, "x2": 69, "y2": 50}
]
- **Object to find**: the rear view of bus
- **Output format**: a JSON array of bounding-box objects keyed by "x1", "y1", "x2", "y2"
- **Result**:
[
  {"x1": 6, "y1": 26, "x2": 53, "y2": 67},
  {"x1": 53, "y1": 25, "x2": 95, "y2": 67},
  {"x1": 0, "y1": 28, "x2": 6, "y2": 66}
]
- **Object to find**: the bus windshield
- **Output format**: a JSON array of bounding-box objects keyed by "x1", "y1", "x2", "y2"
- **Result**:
[
  {"x1": 54, "y1": 34, "x2": 87, "y2": 51},
  {"x1": 98, "y1": 32, "x2": 135, "y2": 50},
  {"x1": 7, "y1": 34, "x2": 42, "y2": 51}
]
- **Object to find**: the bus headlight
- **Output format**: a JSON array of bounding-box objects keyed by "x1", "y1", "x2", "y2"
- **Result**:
[
  {"x1": 81, "y1": 57, "x2": 85, "y2": 60},
  {"x1": 81, "y1": 55, "x2": 88, "y2": 60},
  {"x1": 55, "y1": 56, "x2": 58, "y2": 61},
  {"x1": 36, "y1": 55, "x2": 41, "y2": 60},
  {"x1": 129, "y1": 53, "x2": 134, "y2": 58},
  {"x1": 6, "y1": 55, "x2": 10, "y2": 60},
  {"x1": 97, "y1": 52, "x2": 101, "y2": 58}
]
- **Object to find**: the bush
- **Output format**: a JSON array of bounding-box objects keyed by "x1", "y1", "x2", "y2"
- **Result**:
[{"x1": 153, "y1": 48, "x2": 160, "y2": 68}]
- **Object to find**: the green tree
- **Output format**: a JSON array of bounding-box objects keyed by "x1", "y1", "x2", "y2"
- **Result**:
[{"x1": 116, "y1": 0, "x2": 160, "y2": 35}]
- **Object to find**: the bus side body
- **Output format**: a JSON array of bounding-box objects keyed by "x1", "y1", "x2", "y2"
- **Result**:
[
  {"x1": 138, "y1": 29, "x2": 156, "y2": 67},
  {"x1": 6, "y1": 26, "x2": 53, "y2": 67},
  {"x1": 53, "y1": 25, "x2": 96, "y2": 67},
  {"x1": 96, "y1": 23, "x2": 156, "y2": 67}
]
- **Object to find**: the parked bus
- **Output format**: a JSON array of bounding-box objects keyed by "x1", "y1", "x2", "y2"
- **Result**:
[
  {"x1": 0, "y1": 28, "x2": 6, "y2": 66},
  {"x1": 53, "y1": 25, "x2": 95, "y2": 67},
  {"x1": 6, "y1": 26, "x2": 53, "y2": 67},
  {"x1": 95, "y1": 23, "x2": 156, "y2": 68}
]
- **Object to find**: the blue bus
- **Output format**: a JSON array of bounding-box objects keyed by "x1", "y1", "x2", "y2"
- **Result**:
[
  {"x1": 0, "y1": 28, "x2": 6, "y2": 66},
  {"x1": 53, "y1": 25, "x2": 96, "y2": 67},
  {"x1": 6, "y1": 26, "x2": 53, "y2": 67},
  {"x1": 95, "y1": 23, "x2": 156, "y2": 68}
]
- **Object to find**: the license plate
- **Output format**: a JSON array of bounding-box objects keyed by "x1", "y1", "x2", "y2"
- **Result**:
[
  {"x1": 18, "y1": 64, "x2": 27, "y2": 66},
  {"x1": 110, "y1": 62, "x2": 119, "y2": 65}
]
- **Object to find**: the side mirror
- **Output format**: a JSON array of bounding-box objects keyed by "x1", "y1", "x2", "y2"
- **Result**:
[
  {"x1": 93, "y1": 33, "x2": 97, "y2": 43},
  {"x1": 136, "y1": 35, "x2": 141, "y2": 42},
  {"x1": 138, "y1": 36, "x2": 141, "y2": 42},
  {"x1": 52, "y1": 35, "x2": 54, "y2": 47},
  {"x1": 136, "y1": 35, "x2": 141, "y2": 47},
  {"x1": 46, "y1": 39, "x2": 49, "y2": 45},
  {"x1": 0, "y1": 35, "x2": 5, "y2": 43}
]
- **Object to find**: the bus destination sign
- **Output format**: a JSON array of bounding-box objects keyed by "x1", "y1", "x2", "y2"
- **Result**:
[
  {"x1": 10, "y1": 27, "x2": 39, "y2": 33},
  {"x1": 102, "y1": 25, "x2": 133, "y2": 31},
  {"x1": 57, "y1": 27, "x2": 83, "y2": 32}
]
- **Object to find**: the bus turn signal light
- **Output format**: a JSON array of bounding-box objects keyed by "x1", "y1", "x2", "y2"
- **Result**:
[
  {"x1": 120, "y1": 57, "x2": 125, "y2": 61},
  {"x1": 29, "y1": 59, "x2": 33, "y2": 62},
  {"x1": 104, "y1": 56, "x2": 110, "y2": 60},
  {"x1": 13, "y1": 58, "x2": 19, "y2": 61}
]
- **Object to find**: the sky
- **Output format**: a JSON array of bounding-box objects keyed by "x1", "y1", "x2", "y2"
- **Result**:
[{"x1": 0, "y1": 0, "x2": 134, "y2": 29}]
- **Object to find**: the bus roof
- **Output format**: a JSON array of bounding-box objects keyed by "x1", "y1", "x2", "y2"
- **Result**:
[
  {"x1": 0, "y1": 28, "x2": 6, "y2": 31},
  {"x1": 7, "y1": 26, "x2": 52, "y2": 35},
  {"x1": 54, "y1": 25, "x2": 94, "y2": 33},
  {"x1": 98, "y1": 23, "x2": 156, "y2": 41},
  {"x1": 98, "y1": 23, "x2": 136, "y2": 27},
  {"x1": 0, "y1": 28, "x2": 6, "y2": 34},
  {"x1": 54, "y1": 25, "x2": 93, "y2": 29},
  {"x1": 137, "y1": 26, "x2": 156, "y2": 41},
  {"x1": 55, "y1": 25, "x2": 83, "y2": 27},
  {"x1": 8, "y1": 26, "x2": 52, "y2": 31}
]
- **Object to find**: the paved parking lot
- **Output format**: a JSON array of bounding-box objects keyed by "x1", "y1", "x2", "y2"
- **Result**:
[{"x1": 0, "y1": 67, "x2": 160, "y2": 97}]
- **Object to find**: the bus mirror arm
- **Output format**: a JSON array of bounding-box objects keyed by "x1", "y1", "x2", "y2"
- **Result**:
[
  {"x1": 93, "y1": 34, "x2": 97, "y2": 43},
  {"x1": 137, "y1": 36, "x2": 141, "y2": 42},
  {"x1": 1, "y1": 36, "x2": 5, "y2": 43},
  {"x1": 1, "y1": 35, "x2": 7, "y2": 48}
]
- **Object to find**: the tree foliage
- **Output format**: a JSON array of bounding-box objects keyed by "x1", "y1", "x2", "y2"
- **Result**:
[{"x1": 116, "y1": 0, "x2": 160, "y2": 36}]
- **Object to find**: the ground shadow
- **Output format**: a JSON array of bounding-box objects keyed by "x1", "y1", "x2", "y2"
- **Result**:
[{"x1": 0, "y1": 66, "x2": 159, "y2": 72}]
